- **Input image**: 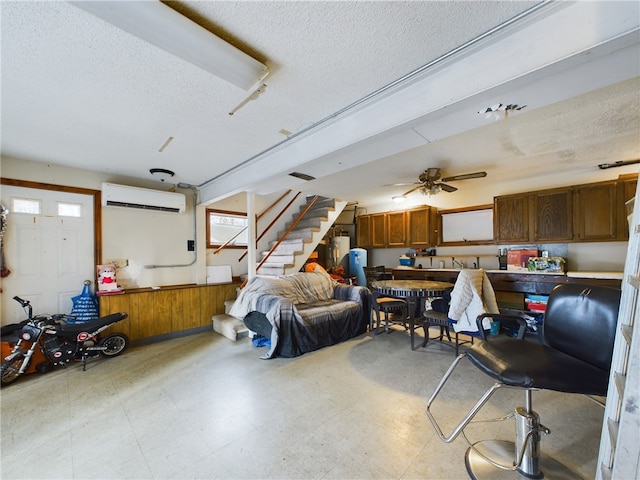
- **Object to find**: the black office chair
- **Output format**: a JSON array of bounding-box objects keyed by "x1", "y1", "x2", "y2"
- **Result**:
[
  {"x1": 364, "y1": 266, "x2": 408, "y2": 334},
  {"x1": 425, "y1": 284, "x2": 621, "y2": 479}
]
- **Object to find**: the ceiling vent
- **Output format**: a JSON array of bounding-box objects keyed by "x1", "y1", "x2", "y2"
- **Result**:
[
  {"x1": 102, "y1": 183, "x2": 186, "y2": 214},
  {"x1": 288, "y1": 172, "x2": 316, "y2": 181}
]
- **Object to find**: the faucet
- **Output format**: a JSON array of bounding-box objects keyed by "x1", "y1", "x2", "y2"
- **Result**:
[{"x1": 452, "y1": 258, "x2": 465, "y2": 269}]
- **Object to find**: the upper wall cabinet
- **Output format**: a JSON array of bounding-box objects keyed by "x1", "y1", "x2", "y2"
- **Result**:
[
  {"x1": 495, "y1": 187, "x2": 573, "y2": 243},
  {"x1": 370, "y1": 213, "x2": 387, "y2": 248},
  {"x1": 406, "y1": 206, "x2": 432, "y2": 247},
  {"x1": 356, "y1": 214, "x2": 371, "y2": 248},
  {"x1": 575, "y1": 180, "x2": 617, "y2": 241},
  {"x1": 494, "y1": 174, "x2": 638, "y2": 244},
  {"x1": 532, "y1": 187, "x2": 574, "y2": 242},
  {"x1": 494, "y1": 193, "x2": 531, "y2": 243},
  {"x1": 386, "y1": 211, "x2": 406, "y2": 247},
  {"x1": 356, "y1": 206, "x2": 433, "y2": 248}
]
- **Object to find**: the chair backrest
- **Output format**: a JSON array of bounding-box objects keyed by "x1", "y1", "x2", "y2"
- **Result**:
[
  {"x1": 544, "y1": 284, "x2": 621, "y2": 372},
  {"x1": 363, "y1": 265, "x2": 387, "y2": 287}
]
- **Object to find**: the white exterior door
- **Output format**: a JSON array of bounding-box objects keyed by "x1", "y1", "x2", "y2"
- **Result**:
[{"x1": 0, "y1": 185, "x2": 95, "y2": 325}]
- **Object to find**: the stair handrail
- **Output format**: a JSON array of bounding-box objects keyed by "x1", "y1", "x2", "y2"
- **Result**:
[
  {"x1": 256, "y1": 195, "x2": 320, "y2": 272},
  {"x1": 238, "y1": 191, "x2": 301, "y2": 262},
  {"x1": 212, "y1": 226, "x2": 248, "y2": 255},
  {"x1": 213, "y1": 190, "x2": 293, "y2": 256}
]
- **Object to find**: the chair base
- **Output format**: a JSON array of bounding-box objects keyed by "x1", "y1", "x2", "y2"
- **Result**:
[{"x1": 465, "y1": 440, "x2": 582, "y2": 480}]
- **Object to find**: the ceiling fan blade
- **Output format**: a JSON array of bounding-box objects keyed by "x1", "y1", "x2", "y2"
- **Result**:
[
  {"x1": 402, "y1": 185, "x2": 422, "y2": 196},
  {"x1": 441, "y1": 171, "x2": 487, "y2": 182},
  {"x1": 438, "y1": 183, "x2": 458, "y2": 193},
  {"x1": 383, "y1": 181, "x2": 420, "y2": 186},
  {"x1": 598, "y1": 159, "x2": 640, "y2": 170}
]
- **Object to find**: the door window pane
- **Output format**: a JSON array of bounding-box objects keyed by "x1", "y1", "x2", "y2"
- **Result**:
[
  {"x1": 58, "y1": 202, "x2": 83, "y2": 217},
  {"x1": 11, "y1": 197, "x2": 41, "y2": 214}
]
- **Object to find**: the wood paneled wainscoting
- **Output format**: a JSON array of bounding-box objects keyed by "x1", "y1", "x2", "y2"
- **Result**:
[{"x1": 99, "y1": 283, "x2": 240, "y2": 343}]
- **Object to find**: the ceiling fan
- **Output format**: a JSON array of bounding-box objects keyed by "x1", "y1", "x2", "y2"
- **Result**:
[{"x1": 401, "y1": 167, "x2": 487, "y2": 196}]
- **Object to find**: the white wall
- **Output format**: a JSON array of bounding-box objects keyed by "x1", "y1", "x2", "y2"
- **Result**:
[
  {"x1": 1, "y1": 155, "x2": 204, "y2": 288},
  {"x1": 0, "y1": 155, "x2": 307, "y2": 286}
]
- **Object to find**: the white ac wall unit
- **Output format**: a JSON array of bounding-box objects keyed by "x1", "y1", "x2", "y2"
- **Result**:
[{"x1": 102, "y1": 183, "x2": 186, "y2": 213}]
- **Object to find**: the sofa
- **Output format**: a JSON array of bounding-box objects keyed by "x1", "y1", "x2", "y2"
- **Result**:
[{"x1": 228, "y1": 270, "x2": 369, "y2": 359}]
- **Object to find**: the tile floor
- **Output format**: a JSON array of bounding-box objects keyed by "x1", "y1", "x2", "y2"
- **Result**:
[{"x1": 1, "y1": 327, "x2": 604, "y2": 479}]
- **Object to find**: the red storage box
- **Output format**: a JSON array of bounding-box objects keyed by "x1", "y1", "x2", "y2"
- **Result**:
[{"x1": 507, "y1": 249, "x2": 538, "y2": 271}]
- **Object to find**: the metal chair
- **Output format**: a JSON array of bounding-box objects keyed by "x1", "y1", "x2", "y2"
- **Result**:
[
  {"x1": 364, "y1": 266, "x2": 408, "y2": 334},
  {"x1": 425, "y1": 284, "x2": 621, "y2": 479},
  {"x1": 422, "y1": 292, "x2": 524, "y2": 356}
]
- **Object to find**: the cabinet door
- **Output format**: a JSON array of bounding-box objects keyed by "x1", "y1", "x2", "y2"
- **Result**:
[
  {"x1": 576, "y1": 181, "x2": 617, "y2": 241},
  {"x1": 406, "y1": 206, "x2": 431, "y2": 247},
  {"x1": 533, "y1": 187, "x2": 573, "y2": 242},
  {"x1": 494, "y1": 194, "x2": 530, "y2": 243},
  {"x1": 371, "y1": 213, "x2": 387, "y2": 248},
  {"x1": 356, "y1": 215, "x2": 371, "y2": 248},
  {"x1": 386, "y1": 211, "x2": 406, "y2": 247}
]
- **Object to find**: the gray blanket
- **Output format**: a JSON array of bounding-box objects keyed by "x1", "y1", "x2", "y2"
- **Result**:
[{"x1": 231, "y1": 272, "x2": 368, "y2": 358}]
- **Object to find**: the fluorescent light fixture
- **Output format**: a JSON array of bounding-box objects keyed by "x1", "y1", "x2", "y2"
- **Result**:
[
  {"x1": 392, "y1": 195, "x2": 406, "y2": 204},
  {"x1": 70, "y1": 1, "x2": 269, "y2": 91}
]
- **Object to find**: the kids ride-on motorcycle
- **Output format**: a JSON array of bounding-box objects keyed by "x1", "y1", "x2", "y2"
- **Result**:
[{"x1": 1, "y1": 296, "x2": 128, "y2": 386}]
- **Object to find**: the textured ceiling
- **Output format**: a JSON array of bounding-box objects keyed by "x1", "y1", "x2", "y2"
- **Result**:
[{"x1": 1, "y1": 1, "x2": 639, "y2": 208}]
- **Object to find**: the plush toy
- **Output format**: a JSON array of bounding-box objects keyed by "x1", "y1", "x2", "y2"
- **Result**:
[{"x1": 97, "y1": 264, "x2": 119, "y2": 291}]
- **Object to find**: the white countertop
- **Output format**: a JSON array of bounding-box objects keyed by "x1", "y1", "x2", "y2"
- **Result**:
[
  {"x1": 394, "y1": 266, "x2": 624, "y2": 280},
  {"x1": 566, "y1": 271, "x2": 624, "y2": 280}
]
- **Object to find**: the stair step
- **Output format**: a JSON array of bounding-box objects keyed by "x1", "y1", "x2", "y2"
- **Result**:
[
  {"x1": 278, "y1": 228, "x2": 315, "y2": 241},
  {"x1": 301, "y1": 197, "x2": 335, "y2": 210},
  {"x1": 268, "y1": 238, "x2": 308, "y2": 252},
  {"x1": 285, "y1": 217, "x2": 324, "y2": 230},
  {"x1": 261, "y1": 252, "x2": 295, "y2": 263},
  {"x1": 257, "y1": 265, "x2": 287, "y2": 276},
  {"x1": 212, "y1": 314, "x2": 249, "y2": 341},
  {"x1": 294, "y1": 206, "x2": 333, "y2": 220}
]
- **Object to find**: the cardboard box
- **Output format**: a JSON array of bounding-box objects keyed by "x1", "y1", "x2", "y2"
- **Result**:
[{"x1": 507, "y1": 249, "x2": 538, "y2": 271}]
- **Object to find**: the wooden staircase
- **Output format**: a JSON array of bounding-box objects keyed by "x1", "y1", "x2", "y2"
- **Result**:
[{"x1": 257, "y1": 196, "x2": 347, "y2": 277}]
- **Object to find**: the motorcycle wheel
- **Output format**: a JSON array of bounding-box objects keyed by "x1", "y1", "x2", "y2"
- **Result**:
[
  {"x1": 1, "y1": 353, "x2": 26, "y2": 386},
  {"x1": 99, "y1": 333, "x2": 129, "y2": 357}
]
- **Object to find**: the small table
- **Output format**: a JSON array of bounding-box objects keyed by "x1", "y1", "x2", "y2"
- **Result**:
[{"x1": 371, "y1": 279, "x2": 454, "y2": 350}]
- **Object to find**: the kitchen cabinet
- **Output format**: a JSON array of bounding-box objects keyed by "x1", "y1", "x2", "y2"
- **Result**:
[
  {"x1": 406, "y1": 206, "x2": 432, "y2": 247},
  {"x1": 495, "y1": 187, "x2": 573, "y2": 243},
  {"x1": 370, "y1": 213, "x2": 386, "y2": 248},
  {"x1": 532, "y1": 187, "x2": 573, "y2": 242},
  {"x1": 495, "y1": 174, "x2": 637, "y2": 244},
  {"x1": 494, "y1": 193, "x2": 530, "y2": 243},
  {"x1": 575, "y1": 180, "x2": 617, "y2": 241},
  {"x1": 356, "y1": 214, "x2": 371, "y2": 248},
  {"x1": 386, "y1": 211, "x2": 406, "y2": 247}
]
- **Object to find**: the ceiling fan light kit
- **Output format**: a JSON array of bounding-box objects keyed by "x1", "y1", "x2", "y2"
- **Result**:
[{"x1": 70, "y1": 1, "x2": 269, "y2": 91}]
